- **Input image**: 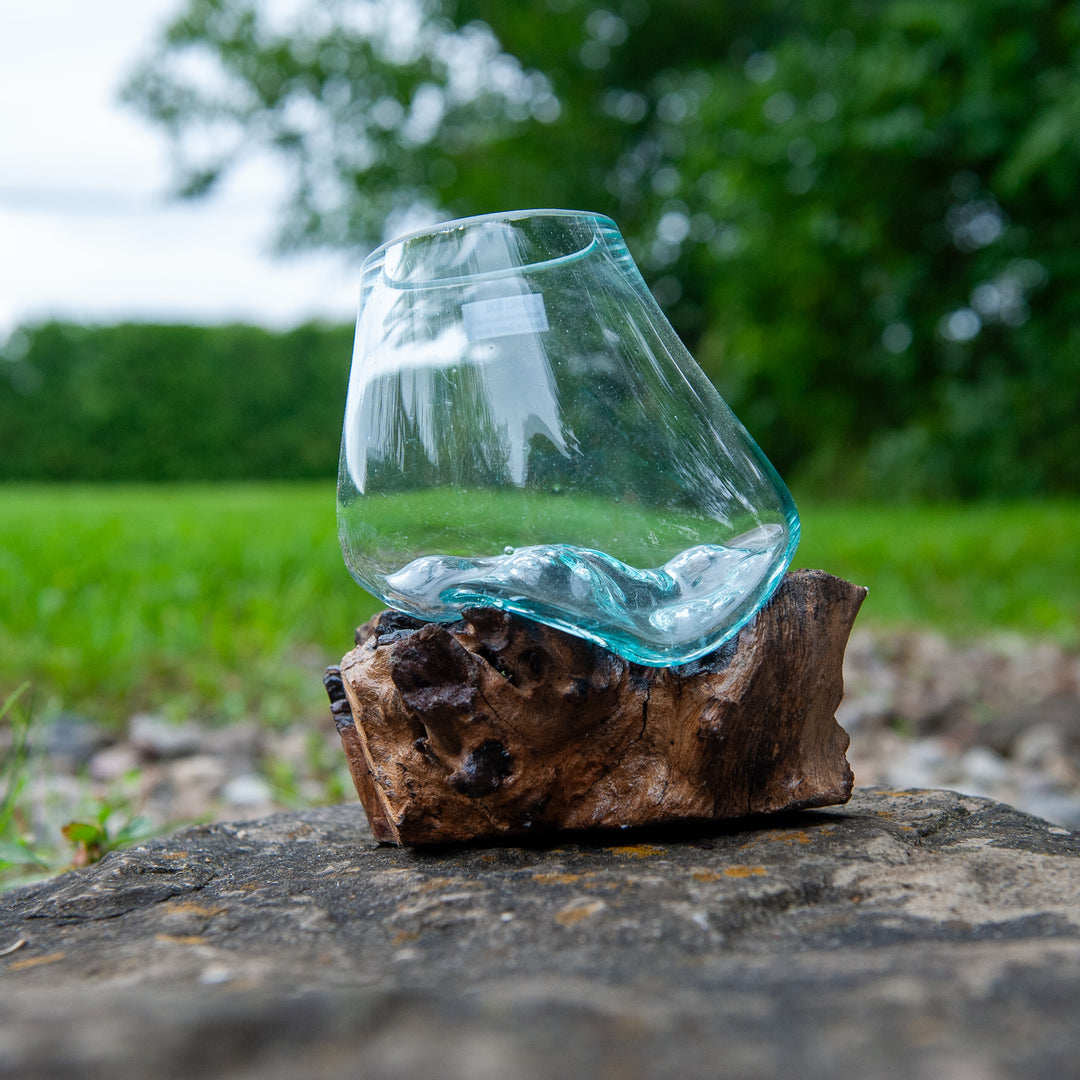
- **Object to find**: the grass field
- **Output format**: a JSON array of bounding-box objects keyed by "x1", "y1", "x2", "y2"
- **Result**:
[{"x1": 1, "y1": 484, "x2": 1077, "y2": 729}]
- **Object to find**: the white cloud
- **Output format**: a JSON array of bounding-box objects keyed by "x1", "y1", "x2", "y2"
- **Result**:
[{"x1": 0, "y1": 0, "x2": 359, "y2": 338}]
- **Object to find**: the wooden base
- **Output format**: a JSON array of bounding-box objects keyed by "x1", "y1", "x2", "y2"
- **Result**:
[{"x1": 325, "y1": 569, "x2": 866, "y2": 845}]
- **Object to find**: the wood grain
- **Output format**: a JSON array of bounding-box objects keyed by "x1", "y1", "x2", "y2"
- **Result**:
[{"x1": 328, "y1": 569, "x2": 866, "y2": 844}]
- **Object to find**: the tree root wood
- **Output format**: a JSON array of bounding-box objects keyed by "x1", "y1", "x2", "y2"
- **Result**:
[{"x1": 326, "y1": 569, "x2": 866, "y2": 845}]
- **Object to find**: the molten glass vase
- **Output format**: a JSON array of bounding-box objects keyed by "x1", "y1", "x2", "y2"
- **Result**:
[{"x1": 337, "y1": 210, "x2": 799, "y2": 666}]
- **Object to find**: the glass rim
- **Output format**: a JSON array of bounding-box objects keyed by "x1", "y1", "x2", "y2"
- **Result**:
[{"x1": 361, "y1": 208, "x2": 619, "y2": 273}]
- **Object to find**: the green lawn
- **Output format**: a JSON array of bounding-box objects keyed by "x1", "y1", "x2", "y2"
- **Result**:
[
  {"x1": 0, "y1": 485, "x2": 376, "y2": 729},
  {"x1": 1, "y1": 484, "x2": 1077, "y2": 728},
  {"x1": 796, "y1": 500, "x2": 1080, "y2": 643}
]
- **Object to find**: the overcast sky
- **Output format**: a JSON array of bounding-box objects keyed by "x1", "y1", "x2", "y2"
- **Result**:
[{"x1": 0, "y1": 0, "x2": 359, "y2": 340}]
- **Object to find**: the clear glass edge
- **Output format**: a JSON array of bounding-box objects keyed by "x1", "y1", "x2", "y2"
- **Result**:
[
  {"x1": 378, "y1": 236, "x2": 603, "y2": 291},
  {"x1": 365, "y1": 208, "x2": 619, "y2": 264}
]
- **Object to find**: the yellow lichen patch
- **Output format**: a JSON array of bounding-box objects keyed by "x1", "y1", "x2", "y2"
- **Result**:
[
  {"x1": 691, "y1": 866, "x2": 768, "y2": 881},
  {"x1": 391, "y1": 930, "x2": 421, "y2": 945},
  {"x1": 532, "y1": 872, "x2": 583, "y2": 885},
  {"x1": 417, "y1": 876, "x2": 466, "y2": 893},
  {"x1": 766, "y1": 829, "x2": 813, "y2": 845},
  {"x1": 158, "y1": 851, "x2": 191, "y2": 860},
  {"x1": 606, "y1": 844, "x2": 666, "y2": 859},
  {"x1": 9, "y1": 952, "x2": 65, "y2": 972},
  {"x1": 555, "y1": 899, "x2": 606, "y2": 926},
  {"x1": 155, "y1": 934, "x2": 208, "y2": 946},
  {"x1": 739, "y1": 826, "x2": 832, "y2": 851},
  {"x1": 162, "y1": 901, "x2": 225, "y2": 917}
]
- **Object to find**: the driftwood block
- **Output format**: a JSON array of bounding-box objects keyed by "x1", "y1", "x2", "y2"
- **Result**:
[{"x1": 326, "y1": 569, "x2": 866, "y2": 845}]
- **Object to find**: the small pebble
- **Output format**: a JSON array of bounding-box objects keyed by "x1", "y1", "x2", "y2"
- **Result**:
[
  {"x1": 129, "y1": 713, "x2": 208, "y2": 760},
  {"x1": 222, "y1": 775, "x2": 274, "y2": 807}
]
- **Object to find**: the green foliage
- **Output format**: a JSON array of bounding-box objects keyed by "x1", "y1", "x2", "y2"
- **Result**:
[
  {"x1": 121, "y1": 0, "x2": 1080, "y2": 498},
  {"x1": 0, "y1": 685, "x2": 51, "y2": 882},
  {"x1": 61, "y1": 799, "x2": 157, "y2": 868},
  {"x1": 0, "y1": 686, "x2": 159, "y2": 890},
  {"x1": 0, "y1": 321, "x2": 352, "y2": 481},
  {"x1": 1, "y1": 486, "x2": 1077, "y2": 735}
]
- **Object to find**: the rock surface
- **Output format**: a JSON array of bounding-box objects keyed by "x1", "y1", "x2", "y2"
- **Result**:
[{"x1": 2, "y1": 788, "x2": 1079, "y2": 1079}]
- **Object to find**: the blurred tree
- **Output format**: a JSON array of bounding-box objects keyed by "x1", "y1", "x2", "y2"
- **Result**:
[{"x1": 123, "y1": 0, "x2": 1080, "y2": 497}]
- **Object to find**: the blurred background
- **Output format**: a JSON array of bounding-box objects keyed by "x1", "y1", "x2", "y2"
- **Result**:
[{"x1": 2, "y1": 0, "x2": 1079, "y2": 880}]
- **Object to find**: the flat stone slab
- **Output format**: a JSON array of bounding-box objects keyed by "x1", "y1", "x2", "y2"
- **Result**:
[{"x1": 2, "y1": 788, "x2": 1079, "y2": 1079}]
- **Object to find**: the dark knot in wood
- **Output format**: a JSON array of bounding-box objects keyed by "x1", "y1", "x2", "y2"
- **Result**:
[{"x1": 321, "y1": 666, "x2": 355, "y2": 737}]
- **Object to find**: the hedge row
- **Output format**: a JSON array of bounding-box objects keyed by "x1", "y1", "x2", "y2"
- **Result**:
[
  {"x1": 1, "y1": 318, "x2": 1077, "y2": 497},
  {"x1": 0, "y1": 322, "x2": 353, "y2": 481}
]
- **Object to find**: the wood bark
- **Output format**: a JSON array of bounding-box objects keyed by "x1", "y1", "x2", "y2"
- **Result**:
[{"x1": 326, "y1": 569, "x2": 866, "y2": 845}]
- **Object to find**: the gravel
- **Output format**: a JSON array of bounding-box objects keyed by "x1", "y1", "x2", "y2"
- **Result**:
[
  {"x1": 17, "y1": 627, "x2": 1080, "y2": 840},
  {"x1": 841, "y1": 627, "x2": 1080, "y2": 829}
]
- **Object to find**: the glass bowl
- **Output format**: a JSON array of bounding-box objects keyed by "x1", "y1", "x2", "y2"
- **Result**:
[{"x1": 337, "y1": 209, "x2": 799, "y2": 665}]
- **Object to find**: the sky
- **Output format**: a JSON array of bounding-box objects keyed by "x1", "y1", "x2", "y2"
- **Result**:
[{"x1": 0, "y1": 0, "x2": 360, "y2": 341}]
